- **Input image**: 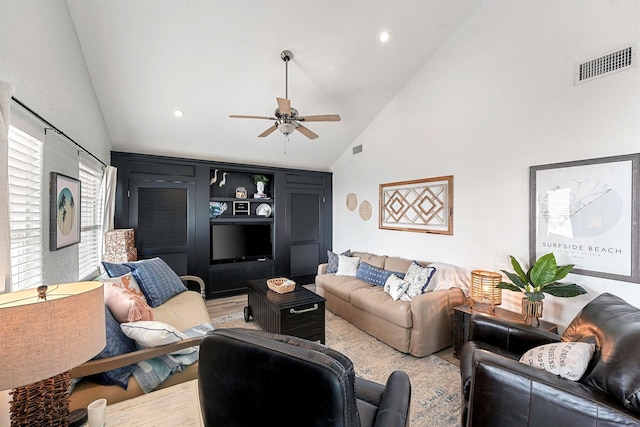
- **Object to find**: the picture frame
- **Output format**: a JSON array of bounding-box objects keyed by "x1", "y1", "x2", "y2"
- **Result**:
[
  {"x1": 379, "y1": 175, "x2": 453, "y2": 235},
  {"x1": 50, "y1": 172, "x2": 81, "y2": 250},
  {"x1": 233, "y1": 201, "x2": 250, "y2": 215},
  {"x1": 530, "y1": 154, "x2": 640, "y2": 283}
]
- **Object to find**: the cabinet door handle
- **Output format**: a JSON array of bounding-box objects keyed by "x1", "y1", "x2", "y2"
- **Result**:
[{"x1": 290, "y1": 304, "x2": 319, "y2": 314}]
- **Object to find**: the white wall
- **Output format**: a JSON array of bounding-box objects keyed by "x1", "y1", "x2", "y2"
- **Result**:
[{"x1": 331, "y1": 0, "x2": 640, "y2": 329}]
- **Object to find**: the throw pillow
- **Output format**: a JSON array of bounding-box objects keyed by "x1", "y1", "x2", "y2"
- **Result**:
[
  {"x1": 384, "y1": 274, "x2": 410, "y2": 301},
  {"x1": 123, "y1": 258, "x2": 187, "y2": 308},
  {"x1": 355, "y1": 262, "x2": 397, "y2": 287},
  {"x1": 403, "y1": 261, "x2": 436, "y2": 299},
  {"x1": 89, "y1": 306, "x2": 137, "y2": 389},
  {"x1": 327, "y1": 249, "x2": 351, "y2": 273},
  {"x1": 101, "y1": 272, "x2": 147, "y2": 303},
  {"x1": 335, "y1": 255, "x2": 360, "y2": 277},
  {"x1": 120, "y1": 320, "x2": 193, "y2": 355},
  {"x1": 519, "y1": 342, "x2": 596, "y2": 381},
  {"x1": 104, "y1": 284, "x2": 154, "y2": 323},
  {"x1": 102, "y1": 261, "x2": 131, "y2": 278}
]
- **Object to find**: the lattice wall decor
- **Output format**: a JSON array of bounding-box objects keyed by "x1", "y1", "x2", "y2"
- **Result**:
[{"x1": 379, "y1": 175, "x2": 453, "y2": 235}]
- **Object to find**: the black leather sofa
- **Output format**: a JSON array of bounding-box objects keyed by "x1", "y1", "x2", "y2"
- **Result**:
[
  {"x1": 198, "y1": 328, "x2": 411, "y2": 427},
  {"x1": 460, "y1": 293, "x2": 640, "y2": 427}
]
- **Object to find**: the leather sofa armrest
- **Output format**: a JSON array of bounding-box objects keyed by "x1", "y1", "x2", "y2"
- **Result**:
[
  {"x1": 468, "y1": 349, "x2": 640, "y2": 426},
  {"x1": 374, "y1": 370, "x2": 411, "y2": 427},
  {"x1": 70, "y1": 337, "x2": 202, "y2": 378},
  {"x1": 469, "y1": 314, "x2": 560, "y2": 354},
  {"x1": 180, "y1": 275, "x2": 206, "y2": 299},
  {"x1": 317, "y1": 263, "x2": 329, "y2": 275}
]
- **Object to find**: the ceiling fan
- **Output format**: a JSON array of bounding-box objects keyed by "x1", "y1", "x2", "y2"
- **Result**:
[{"x1": 230, "y1": 50, "x2": 341, "y2": 140}]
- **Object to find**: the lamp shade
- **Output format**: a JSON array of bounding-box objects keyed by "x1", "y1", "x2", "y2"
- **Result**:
[
  {"x1": 470, "y1": 270, "x2": 502, "y2": 314},
  {"x1": 0, "y1": 282, "x2": 105, "y2": 390}
]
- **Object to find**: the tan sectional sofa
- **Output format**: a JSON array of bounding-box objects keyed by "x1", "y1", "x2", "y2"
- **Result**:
[
  {"x1": 315, "y1": 252, "x2": 467, "y2": 357},
  {"x1": 69, "y1": 277, "x2": 210, "y2": 411}
]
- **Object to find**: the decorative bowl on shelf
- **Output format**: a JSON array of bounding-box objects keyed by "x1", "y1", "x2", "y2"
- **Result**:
[
  {"x1": 267, "y1": 278, "x2": 296, "y2": 294},
  {"x1": 256, "y1": 203, "x2": 272, "y2": 217}
]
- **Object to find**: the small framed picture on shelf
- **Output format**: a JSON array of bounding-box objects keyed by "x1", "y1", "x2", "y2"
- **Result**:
[{"x1": 233, "y1": 201, "x2": 250, "y2": 215}]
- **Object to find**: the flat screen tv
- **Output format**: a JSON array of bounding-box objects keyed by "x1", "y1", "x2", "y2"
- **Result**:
[{"x1": 211, "y1": 223, "x2": 272, "y2": 263}]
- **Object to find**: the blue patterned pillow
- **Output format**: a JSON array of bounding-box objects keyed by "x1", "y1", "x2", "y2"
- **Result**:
[
  {"x1": 123, "y1": 258, "x2": 187, "y2": 307},
  {"x1": 327, "y1": 249, "x2": 351, "y2": 274},
  {"x1": 89, "y1": 306, "x2": 137, "y2": 389},
  {"x1": 404, "y1": 261, "x2": 436, "y2": 298},
  {"x1": 355, "y1": 262, "x2": 397, "y2": 287},
  {"x1": 102, "y1": 261, "x2": 131, "y2": 277}
]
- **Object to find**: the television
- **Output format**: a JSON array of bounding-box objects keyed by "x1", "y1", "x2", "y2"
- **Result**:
[{"x1": 211, "y1": 223, "x2": 272, "y2": 263}]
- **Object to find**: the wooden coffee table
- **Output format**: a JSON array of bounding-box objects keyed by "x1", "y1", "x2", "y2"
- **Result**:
[{"x1": 245, "y1": 279, "x2": 326, "y2": 343}]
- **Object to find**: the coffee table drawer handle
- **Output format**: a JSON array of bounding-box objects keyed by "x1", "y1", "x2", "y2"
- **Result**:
[{"x1": 290, "y1": 304, "x2": 319, "y2": 314}]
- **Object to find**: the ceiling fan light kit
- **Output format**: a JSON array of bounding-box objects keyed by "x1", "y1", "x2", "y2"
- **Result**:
[{"x1": 230, "y1": 50, "x2": 340, "y2": 142}]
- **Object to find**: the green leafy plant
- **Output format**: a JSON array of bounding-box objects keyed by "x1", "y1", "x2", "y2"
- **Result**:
[
  {"x1": 498, "y1": 253, "x2": 587, "y2": 301},
  {"x1": 252, "y1": 174, "x2": 269, "y2": 183}
]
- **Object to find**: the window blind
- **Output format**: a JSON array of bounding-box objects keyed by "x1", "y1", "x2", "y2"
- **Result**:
[
  {"x1": 8, "y1": 126, "x2": 43, "y2": 291},
  {"x1": 78, "y1": 153, "x2": 104, "y2": 280}
]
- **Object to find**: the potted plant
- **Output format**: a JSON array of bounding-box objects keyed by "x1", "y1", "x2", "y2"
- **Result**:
[
  {"x1": 252, "y1": 174, "x2": 269, "y2": 196},
  {"x1": 498, "y1": 253, "x2": 587, "y2": 325}
]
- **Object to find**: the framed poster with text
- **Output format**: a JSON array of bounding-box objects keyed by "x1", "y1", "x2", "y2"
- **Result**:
[{"x1": 530, "y1": 154, "x2": 640, "y2": 283}]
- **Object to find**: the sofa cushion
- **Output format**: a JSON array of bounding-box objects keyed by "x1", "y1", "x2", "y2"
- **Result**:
[
  {"x1": 152, "y1": 290, "x2": 211, "y2": 331},
  {"x1": 519, "y1": 342, "x2": 595, "y2": 381},
  {"x1": 404, "y1": 262, "x2": 436, "y2": 299},
  {"x1": 355, "y1": 262, "x2": 397, "y2": 287},
  {"x1": 351, "y1": 286, "x2": 412, "y2": 329},
  {"x1": 351, "y1": 252, "x2": 387, "y2": 269},
  {"x1": 335, "y1": 255, "x2": 360, "y2": 277},
  {"x1": 327, "y1": 249, "x2": 351, "y2": 274},
  {"x1": 562, "y1": 293, "x2": 640, "y2": 413},
  {"x1": 383, "y1": 257, "x2": 416, "y2": 275},
  {"x1": 89, "y1": 306, "x2": 137, "y2": 389},
  {"x1": 316, "y1": 275, "x2": 371, "y2": 302},
  {"x1": 123, "y1": 258, "x2": 188, "y2": 307}
]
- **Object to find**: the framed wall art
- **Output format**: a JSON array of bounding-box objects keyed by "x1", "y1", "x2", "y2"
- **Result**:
[
  {"x1": 379, "y1": 175, "x2": 453, "y2": 235},
  {"x1": 50, "y1": 172, "x2": 81, "y2": 250},
  {"x1": 530, "y1": 153, "x2": 640, "y2": 283}
]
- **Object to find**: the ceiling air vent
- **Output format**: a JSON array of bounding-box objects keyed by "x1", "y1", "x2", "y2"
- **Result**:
[
  {"x1": 352, "y1": 144, "x2": 363, "y2": 155},
  {"x1": 575, "y1": 43, "x2": 637, "y2": 85}
]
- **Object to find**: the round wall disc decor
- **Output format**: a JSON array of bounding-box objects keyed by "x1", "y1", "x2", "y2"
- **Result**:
[
  {"x1": 346, "y1": 193, "x2": 358, "y2": 211},
  {"x1": 359, "y1": 200, "x2": 372, "y2": 221}
]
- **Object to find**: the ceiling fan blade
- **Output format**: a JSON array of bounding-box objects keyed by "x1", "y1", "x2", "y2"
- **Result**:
[
  {"x1": 295, "y1": 124, "x2": 319, "y2": 139},
  {"x1": 258, "y1": 125, "x2": 278, "y2": 138},
  {"x1": 276, "y1": 98, "x2": 291, "y2": 115},
  {"x1": 297, "y1": 114, "x2": 341, "y2": 122},
  {"x1": 230, "y1": 114, "x2": 277, "y2": 120}
]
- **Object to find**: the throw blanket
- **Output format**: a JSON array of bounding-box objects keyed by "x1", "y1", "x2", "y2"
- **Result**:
[{"x1": 133, "y1": 323, "x2": 214, "y2": 393}]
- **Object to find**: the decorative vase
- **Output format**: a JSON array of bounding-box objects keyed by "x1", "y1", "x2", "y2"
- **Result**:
[
  {"x1": 522, "y1": 297, "x2": 543, "y2": 326},
  {"x1": 256, "y1": 181, "x2": 265, "y2": 196}
]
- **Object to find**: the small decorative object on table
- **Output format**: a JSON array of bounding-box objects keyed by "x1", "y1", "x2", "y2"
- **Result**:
[
  {"x1": 498, "y1": 253, "x2": 587, "y2": 325},
  {"x1": 469, "y1": 270, "x2": 502, "y2": 314},
  {"x1": 267, "y1": 278, "x2": 296, "y2": 294}
]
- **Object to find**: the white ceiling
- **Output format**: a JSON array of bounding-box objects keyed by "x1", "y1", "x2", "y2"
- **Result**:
[{"x1": 66, "y1": 0, "x2": 480, "y2": 171}]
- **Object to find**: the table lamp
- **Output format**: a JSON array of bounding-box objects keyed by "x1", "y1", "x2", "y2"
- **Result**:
[
  {"x1": 469, "y1": 270, "x2": 502, "y2": 314},
  {"x1": 0, "y1": 282, "x2": 106, "y2": 427}
]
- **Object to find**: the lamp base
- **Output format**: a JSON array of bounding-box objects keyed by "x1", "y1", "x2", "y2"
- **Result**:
[{"x1": 10, "y1": 371, "x2": 71, "y2": 427}]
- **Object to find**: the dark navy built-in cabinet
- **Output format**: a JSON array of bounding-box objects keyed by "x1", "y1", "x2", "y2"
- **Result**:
[{"x1": 111, "y1": 152, "x2": 332, "y2": 298}]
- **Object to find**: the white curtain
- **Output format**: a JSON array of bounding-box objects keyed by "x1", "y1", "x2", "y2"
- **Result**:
[
  {"x1": 101, "y1": 165, "x2": 118, "y2": 235},
  {"x1": 0, "y1": 81, "x2": 15, "y2": 293}
]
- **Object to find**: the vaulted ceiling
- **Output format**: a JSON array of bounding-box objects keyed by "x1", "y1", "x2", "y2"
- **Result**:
[{"x1": 66, "y1": 0, "x2": 480, "y2": 170}]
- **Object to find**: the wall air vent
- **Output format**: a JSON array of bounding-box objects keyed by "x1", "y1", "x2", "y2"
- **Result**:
[
  {"x1": 575, "y1": 44, "x2": 637, "y2": 85},
  {"x1": 352, "y1": 144, "x2": 363, "y2": 155}
]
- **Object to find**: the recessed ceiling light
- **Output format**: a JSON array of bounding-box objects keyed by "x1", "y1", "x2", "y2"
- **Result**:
[
  {"x1": 174, "y1": 109, "x2": 184, "y2": 117},
  {"x1": 379, "y1": 31, "x2": 390, "y2": 43}
]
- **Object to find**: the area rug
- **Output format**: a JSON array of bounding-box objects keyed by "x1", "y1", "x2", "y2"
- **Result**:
[{"x1": 211, "y1": 310, "x2": 461, "y2": 427}]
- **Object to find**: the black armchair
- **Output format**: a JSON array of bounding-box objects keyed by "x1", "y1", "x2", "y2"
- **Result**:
[
  {"x1": 198, "y1": 328, "x2": 411, "y2": 427},
  {"x1": 460, "y1": 293, "x2": 640, "y2": 427}
]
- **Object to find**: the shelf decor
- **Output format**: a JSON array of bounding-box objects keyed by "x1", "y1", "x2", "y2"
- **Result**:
[
  {"x1": 379, "y1": 175, "x2": 453, "y2": 235},
  {"x1": 50, "y1": 172, "x2": 81, "y2": 250},
  {"x1": 530, "y1": 154, "x2": 640, "y2": 282}
]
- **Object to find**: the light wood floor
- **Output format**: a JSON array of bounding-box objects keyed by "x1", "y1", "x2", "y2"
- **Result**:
[{"x1": 205, "y1": 287, "x2": 458, "y2": 367}]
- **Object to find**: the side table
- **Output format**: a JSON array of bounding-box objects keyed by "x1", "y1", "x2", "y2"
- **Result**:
[{"x1": 453, "y1": 303, "x2": 558, "y2": 358}]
